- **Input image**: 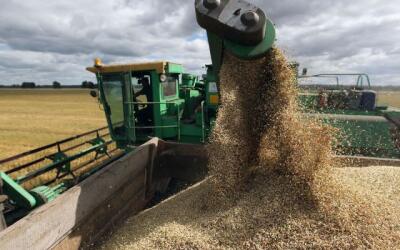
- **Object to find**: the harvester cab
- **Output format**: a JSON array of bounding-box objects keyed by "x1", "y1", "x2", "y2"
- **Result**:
[{"x1": 87, "y1": 61, "x2": 211, "y2": 147}]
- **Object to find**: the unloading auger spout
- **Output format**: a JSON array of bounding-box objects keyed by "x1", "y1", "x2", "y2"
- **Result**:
[{"x1": 195, "y1": 0, "x2": 276, "y2": 76}]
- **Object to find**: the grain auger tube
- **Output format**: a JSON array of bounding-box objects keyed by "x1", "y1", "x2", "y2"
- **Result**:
[{"x1": 195, "y1": 0, "x2": 276, "y2": 77}]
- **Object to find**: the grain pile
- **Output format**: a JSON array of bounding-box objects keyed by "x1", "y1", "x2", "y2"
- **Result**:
[{"x1": 100, "y1": 49, "x2": 400, "y2": 249}]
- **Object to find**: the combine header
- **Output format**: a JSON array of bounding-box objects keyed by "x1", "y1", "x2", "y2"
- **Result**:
[{"x1": 0, "y1": 127, "x2": 122, "y2": 226}]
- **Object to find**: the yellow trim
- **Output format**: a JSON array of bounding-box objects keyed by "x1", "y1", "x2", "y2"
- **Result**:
[{"x1": 86, "y1": 61, "x2": 177, "y2": 74}]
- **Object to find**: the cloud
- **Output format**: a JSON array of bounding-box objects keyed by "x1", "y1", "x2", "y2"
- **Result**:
[
  {"x1": 0, "y1": 0, "x2": 399, "y2": 85},
  {"x1": 255, "y1": 0, "x2": 400, "y2": 85}
]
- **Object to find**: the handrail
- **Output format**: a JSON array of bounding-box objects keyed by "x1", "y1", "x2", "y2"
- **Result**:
[
  {"x1": 124, "y1": 101, "x2": 179, "y2": 105},
  {"x1": 126, "y1": 101, "x2": 183, "y2": 140},
  {"x1": 201, "y1": 101, "x2": 205, "y2": 143},
  {"x1": 312, "y1": 73, "x2": 371, "y2": 89},
  {"x1": 135, "y1": 125, "x2": 179, "y2": 129},
  {"x1": 298, "y1": 75, "x2": 340, "y2": 86}
]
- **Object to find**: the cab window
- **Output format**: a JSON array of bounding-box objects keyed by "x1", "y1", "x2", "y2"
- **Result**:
[
  {"x1": 102, "y1": 76, "x2": 124, "y2": 126},
  {"x1": 162, "y1": 75, "x2": 178, "y2": 98},
  {"x1": 132, "y1": 75, "x2": 151, "y2": 103}
]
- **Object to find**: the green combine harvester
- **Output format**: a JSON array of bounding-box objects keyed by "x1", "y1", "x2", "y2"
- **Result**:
[
  {"x1": 85, "y1": 0, "x2": 276, "y2": 148},
  {"x1": 298, "y1": 72, "x2": 400, "y2": 158},
  {"x1": 0, "y1": 0, "x2": 398, "y2": 249}
]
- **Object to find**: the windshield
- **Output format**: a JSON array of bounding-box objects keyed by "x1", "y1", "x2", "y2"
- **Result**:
[{"x1": 102, "y1": 77, "x2": 124, "y2": 126}]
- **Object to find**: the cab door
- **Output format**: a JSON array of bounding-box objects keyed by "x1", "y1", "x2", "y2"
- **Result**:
[
  {"x1": 122, "y1": 72, "x2": 136, "y2": 144},
  {"x1": 98, "y1": 72, "x2": 136, "y2": 147}
]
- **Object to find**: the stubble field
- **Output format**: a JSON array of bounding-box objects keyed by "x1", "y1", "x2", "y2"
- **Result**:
[
  {"x1": 0, "y1": 89, "x2": 106, "y2": 159},
  {"x1": 378, "y1": 91, "x2": 400, "y2": 108}
]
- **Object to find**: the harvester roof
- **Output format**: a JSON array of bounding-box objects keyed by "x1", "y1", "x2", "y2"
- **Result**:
[{"x1": 86, "y1": 61, "x2": 182, "y2": 74}]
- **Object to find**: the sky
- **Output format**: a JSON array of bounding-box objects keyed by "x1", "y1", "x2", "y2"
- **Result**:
[{"x1": 0, "y1": 0, "x2": 399, "y2": 85}]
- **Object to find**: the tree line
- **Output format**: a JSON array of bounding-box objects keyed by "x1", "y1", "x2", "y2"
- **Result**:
[{"x1": 0, "y1": 81, "x2": 97, "y2": 89}]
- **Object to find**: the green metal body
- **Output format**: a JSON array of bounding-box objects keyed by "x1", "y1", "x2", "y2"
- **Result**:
[
  {"x1": 0, "y1": 173, "x2": 71, "y2": 224},
  {"x1": 95, "y1": 63, "x2": 211, "y2": 146}
]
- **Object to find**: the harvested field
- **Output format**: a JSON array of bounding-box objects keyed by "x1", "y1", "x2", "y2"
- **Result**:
[
  {"x1": 0, "y1": 89, "x2": 109, "y2": 189},
  {"x1": 0, "y1": 89, "x2": 106, "y2": 159},
  {"x1": 378, "y1": 91, "x2": 400, "y2": 108},
  {"x1": 99, "y1": 48, "x2": 400, "y2": 249}
]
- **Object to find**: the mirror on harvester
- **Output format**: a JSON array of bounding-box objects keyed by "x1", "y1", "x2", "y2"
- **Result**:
[
  {"x1": 302, "y1": 68, "x2": 308, "y2": 76},
  {"x1": 90, "y1": 90, "x2": 98, "y2": 98}
]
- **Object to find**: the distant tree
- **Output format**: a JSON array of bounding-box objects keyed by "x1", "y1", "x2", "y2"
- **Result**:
[
  {"x1": 81, "y1": 81, "x2": 88, "y2": 88},
  {"x1": 87, "y1": 81, "x2": 95, "y2": 89},
  {"x1": 53, "y1": 81, "x2": 62, "y2": 89},
  {"x1": 81, "y1": 81, "x2": 95, "y2": 89},
  {"x1": 21, "y1": 82, "x2": 36, "y2": 88}
]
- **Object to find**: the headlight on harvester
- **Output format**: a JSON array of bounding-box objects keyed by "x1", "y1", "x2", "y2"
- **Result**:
[{"x1": 160, "y1": 74, "x2": 167, "y2": 82}]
